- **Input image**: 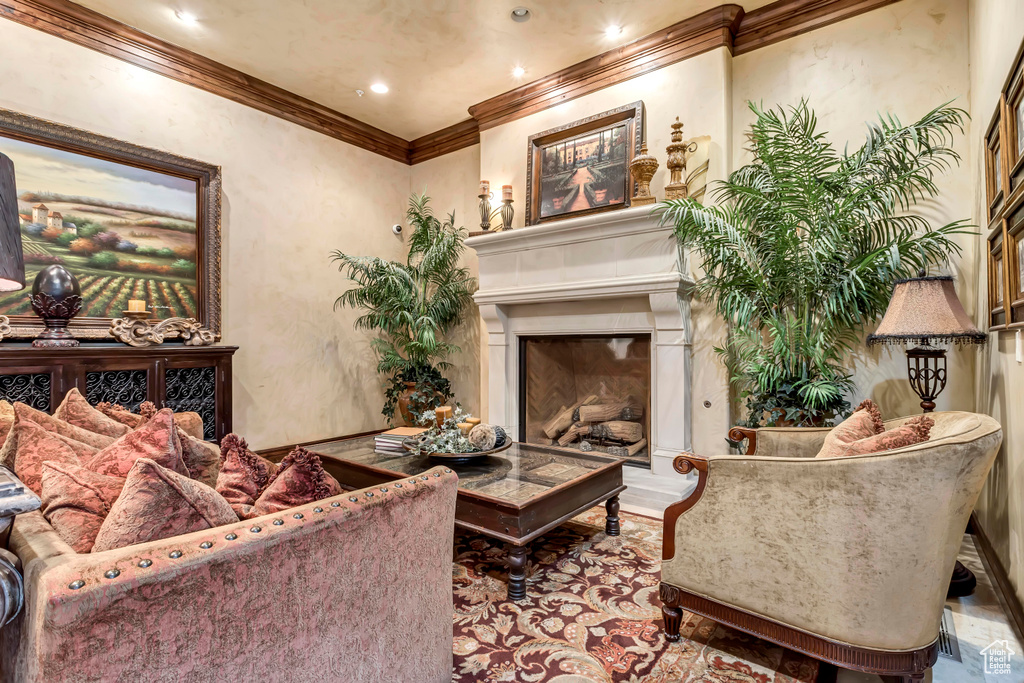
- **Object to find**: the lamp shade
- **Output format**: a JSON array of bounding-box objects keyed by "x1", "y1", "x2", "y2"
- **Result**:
[
  {"x1": 867, "y1": 276, "x2": 985, "y2": 346},
  {"x1": 0, "y1": 153, "x2": 25, "y2": 292}
]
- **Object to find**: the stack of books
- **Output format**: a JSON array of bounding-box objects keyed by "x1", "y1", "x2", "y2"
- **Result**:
[{"x1": 374, "y1": 426, "x2": 426, "y2": 455}]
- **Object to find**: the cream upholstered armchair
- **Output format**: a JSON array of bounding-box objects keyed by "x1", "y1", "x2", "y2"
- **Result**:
[{"x1": 659, "y1": 412, "x2": 1002, "y2": 683}]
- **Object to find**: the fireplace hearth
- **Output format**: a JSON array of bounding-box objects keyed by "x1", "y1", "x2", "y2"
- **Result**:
[{"x1": 520, "y1": 335, "x2": 650, "y2": 466}]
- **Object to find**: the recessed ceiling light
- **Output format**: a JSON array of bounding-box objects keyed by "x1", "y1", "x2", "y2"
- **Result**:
[
  {"x1": 512, "y1": 66, "x2": 525, "y2": 78},
  {"x1": 605, "y1": 24, "x2": 622, "y2": 38},
  {"x1": 370, "y1": 83, "x2": 389, "y2": 94},
  {"x1": 174, "y1": 9, "x2": 198, "y2": 25},
  {"x1": 510, "y1": 7, "x2": 531, "y2": 22}
]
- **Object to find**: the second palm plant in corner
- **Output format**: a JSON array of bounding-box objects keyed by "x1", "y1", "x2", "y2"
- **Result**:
[
  {"x1": 657, "y1": 100, "x2": 971, "y2": 427},
  {"x1": 331, "y1": 193, "x2": 476, "y2": 424}
]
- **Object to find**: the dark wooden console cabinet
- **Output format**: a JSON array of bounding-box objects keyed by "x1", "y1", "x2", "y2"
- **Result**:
[{"x1": 0, "y1": 344, "x2": 237, "y2": 442}]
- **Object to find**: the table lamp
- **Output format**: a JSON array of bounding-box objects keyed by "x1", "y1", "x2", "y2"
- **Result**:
[{"x1": 867, "y1": 273, "x2": 986, "y2": 597}]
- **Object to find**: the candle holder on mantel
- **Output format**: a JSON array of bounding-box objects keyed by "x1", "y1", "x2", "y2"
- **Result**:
[
  {"x1": 110, "y1": 301, "x2": 216, "y2": 348},
  {"x1": 473, "y1": 181, "x2": 515, "y2": 235}
]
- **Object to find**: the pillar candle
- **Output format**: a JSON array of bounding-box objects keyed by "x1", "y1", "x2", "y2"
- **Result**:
[
  {"x1": 466, "y1": 417, "x2": 481, "y2": 426},
  {"x1": 457, "y1": 422, "x2": 473, "y2": 436},
  {"x1": 502, "y1": 185, "x2": 513, "y2": 201},
  {"x1": 480, "y1": 180, "x2": 490, "y2": 196},
  {"x1": 435, "y1": 405, "x2": 453, "y2": 427},
  {"x1": 127, "y1": 299, "x2": 146, "y2": 312}
]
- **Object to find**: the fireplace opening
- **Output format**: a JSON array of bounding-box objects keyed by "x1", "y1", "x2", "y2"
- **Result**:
[{"x1": 519, "y1": 334, "x2": 651, "y2": 467}]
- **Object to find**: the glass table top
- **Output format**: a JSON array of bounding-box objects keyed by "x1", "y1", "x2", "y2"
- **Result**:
[{"x1": 311, "y1": 437, "x2": 620, "y2": 505}]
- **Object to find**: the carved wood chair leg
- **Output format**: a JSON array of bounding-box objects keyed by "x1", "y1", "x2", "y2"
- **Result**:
[{"x1": 662, "y1": 603, "x2": 682, "y2": 642}]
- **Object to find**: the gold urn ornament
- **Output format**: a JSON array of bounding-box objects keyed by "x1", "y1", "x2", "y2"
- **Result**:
[
  {"x1": 628, "y1": 143, "x2": 659, "y2": 206},
  {"x1": 665, "y1": 117, "x2": 698, "y2": 201}
]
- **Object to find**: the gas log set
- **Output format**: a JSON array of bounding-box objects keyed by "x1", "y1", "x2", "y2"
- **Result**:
[{"x1": 539, "y1": 394, "x2": 647, "y2": 458}]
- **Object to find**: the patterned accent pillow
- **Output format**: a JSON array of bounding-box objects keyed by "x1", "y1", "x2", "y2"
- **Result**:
[
  {"x1": 91, "y1": 458, "x2": 238, "y2": 553},
  {"x1": 84, "y1": 408, "x2": 188, "y2": 478},
  {"x1": 2, "y1": 419, "x2": 80, "y2": 495},
  {"x1": 179, "y1": 430, "x2": 221, "y2": 488},
  {"x1": 53, "y1": 388, "x2": 131, "y2": 438},
  {"x1": 814, "y1": 399, "x2": 884, "y2": 458},
  {"x1": 817, "y1": 412, "x2": 934, "y2": 458},
  {"x1": 0, "y1": 411, "x2": 98, "y2": 465},
  {"x1": 40, "y1": 460, "x2": 125, "y2": 553},
  {"x1": 216, "y1": 434, "x2": 278, "y2": 519},
  {"x1": 12, "y1": 402, "x2": 115, "y2": 449},
  {"x1": 174, "y1": 412, "x2": 205, "y2": 441},
  {"x1": 251, "y1": 447, "x2": 342, "y2": 518},
  {"x1": 94, "y1": 402, "x2": 146, "y2": 429},
  {"x1": 0, "y1": 400, "x2": 14, "y2": 449}
]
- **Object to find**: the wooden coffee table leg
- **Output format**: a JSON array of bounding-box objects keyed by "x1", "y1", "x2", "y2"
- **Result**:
[
  {"x1": 605, "y1": 494, "x2": 620, "y2": 536},
  {"x1": 507, "y1": 544, "x2": 528, "y2": 600}
]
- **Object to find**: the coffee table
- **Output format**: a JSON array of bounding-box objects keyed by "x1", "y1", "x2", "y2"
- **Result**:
[{"x1": 311, "y1": 436, "x2": 626, "y2": 600}]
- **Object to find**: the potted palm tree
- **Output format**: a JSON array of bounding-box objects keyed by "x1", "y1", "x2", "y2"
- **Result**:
[
  {"x1": 331, "y1": 194, "x2": 476, "y2": 425},
  {"x1": 657, "y1": 101, "x2": 970, "y2": 427}
]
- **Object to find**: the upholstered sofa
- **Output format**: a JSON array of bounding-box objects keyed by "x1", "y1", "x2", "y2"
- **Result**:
[
  {"x1": 0, "y1": 464, "x2": 458, "y2": 682},
  {"x1": 660, "y1": 411, "x2": 1002, "y2": 683}
]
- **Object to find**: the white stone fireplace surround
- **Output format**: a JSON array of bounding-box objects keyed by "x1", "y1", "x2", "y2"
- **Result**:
[{"x1": 467, "y1": 204, "x2": 694, "y2": 478}]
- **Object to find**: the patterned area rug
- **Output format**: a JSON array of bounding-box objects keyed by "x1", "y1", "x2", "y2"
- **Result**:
[{"x1": 452, "y1": 508, "x2": 820, "y2": 682}]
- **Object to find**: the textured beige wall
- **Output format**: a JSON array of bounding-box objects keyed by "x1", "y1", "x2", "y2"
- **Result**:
[
  {"x1": 733, "y1": 0, "x2": 975, "y2": 420},
  {"x1": 968, "y1": 0, "x2": 1024, "y2": 605},
  {"x1": 0, "y1": 19, "x2": 414, "y2": 449},
  {"x1": 408, "y1": 144, "x2": 483, "y2": 416},
  {"x1": 477, "y1": 49, "x2": 735, "y2": 454}
]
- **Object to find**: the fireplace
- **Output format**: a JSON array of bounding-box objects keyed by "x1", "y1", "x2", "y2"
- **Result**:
[
  {"x1": 467, "y1": 204, "x2": 696, "y2": 477},
  {"x1": 519, "y1": 335, "x2": 651, "y2": 466}
]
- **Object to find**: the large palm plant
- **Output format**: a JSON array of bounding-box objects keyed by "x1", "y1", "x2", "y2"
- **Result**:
[
  {"x1": 657, "y1": 101, "x2": 970, "y2": 427},
  {"x1": 331, "y1": 193, "x2": 476, "y2": 422}
]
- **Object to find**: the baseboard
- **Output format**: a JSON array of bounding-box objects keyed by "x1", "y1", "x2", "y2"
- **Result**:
[
  {"x1": 969, "y1": 511, "x2": 1024, "y2": 645},
  {"x1": 257, "y1": 429, "x2": 385, "y2": 461}
]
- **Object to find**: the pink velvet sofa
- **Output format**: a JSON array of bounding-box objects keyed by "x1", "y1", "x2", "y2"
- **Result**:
[{"x1": 0, "y1": 465, "x2": 458, "y2": 682}]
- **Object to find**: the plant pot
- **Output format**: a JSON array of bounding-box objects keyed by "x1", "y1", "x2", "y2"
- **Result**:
[{"x1": 397, "y1": 381, "x2": 418, "y2": 426}]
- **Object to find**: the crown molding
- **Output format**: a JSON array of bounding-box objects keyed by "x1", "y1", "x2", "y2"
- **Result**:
[
  {"x1": 0, "y1": 0, "x2": 412, "y2": 163},
  {"x1": 733, "y1": 0, "x2": 901, "y2": 55},
  {"x1": 0, "y1": 0, "x2": 901, "y2": 166},
  {"x1": 467, "y1": 5, "x2": 744, "y2": 133}
]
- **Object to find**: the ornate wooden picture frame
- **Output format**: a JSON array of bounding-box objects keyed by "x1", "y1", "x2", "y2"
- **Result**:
[
  {"x1": 526, "y1": 101, "x2": 644, "y2": 226},
  {"x1": 0, "y1": 108, "x2": 221, "y2": 340}
]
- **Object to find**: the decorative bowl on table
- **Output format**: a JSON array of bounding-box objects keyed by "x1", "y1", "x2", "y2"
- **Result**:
[{"x1": 403, "y1": 406, "x2": 511, "y2": 463}]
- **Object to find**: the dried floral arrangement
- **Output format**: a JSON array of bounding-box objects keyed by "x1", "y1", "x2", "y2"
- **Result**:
[{"x1": 405, "y1": 406, "x2": 508, "y2": 455}]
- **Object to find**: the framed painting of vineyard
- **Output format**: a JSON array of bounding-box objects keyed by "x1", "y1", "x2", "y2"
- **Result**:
[{"x1": 0, "y1": 108, "x2": 220, "y2": 340}]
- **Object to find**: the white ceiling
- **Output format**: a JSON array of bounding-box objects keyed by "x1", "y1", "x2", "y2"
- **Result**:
[{"x1": 75, "y1": 0, "x2": 774, "y2": 140}]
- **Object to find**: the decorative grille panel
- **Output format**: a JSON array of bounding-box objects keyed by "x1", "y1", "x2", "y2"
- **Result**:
[
  {"x1": 0, "y1": 373, "x2": 50, "y2": 412},
  {"x1": 165, "y1": 366, "x2": 216, "y2": 440},
  {"x1": 85, "y1": 370, "x2": 148, "y2": 411}
]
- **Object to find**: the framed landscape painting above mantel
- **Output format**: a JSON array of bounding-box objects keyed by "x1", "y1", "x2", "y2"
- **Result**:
[
  {"x1": 0, "y1": 108, "x2": 221, "y2": 340},
  {"x1": 526, "y1": 101, "x2": 644, "y2": 226}
]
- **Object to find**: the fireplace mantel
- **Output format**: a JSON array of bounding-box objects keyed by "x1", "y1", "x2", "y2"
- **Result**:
[{"x1": 467, "y1": 205, "x2": 695, "y2": 477}]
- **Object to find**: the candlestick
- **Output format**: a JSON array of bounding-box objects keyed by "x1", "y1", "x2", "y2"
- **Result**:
[
  {"x1": 500, "y1": 197, "x2": 514, "y2": 232},
  {"x1": 478, "y1": 192, "x2": 493, "y2": 231}
]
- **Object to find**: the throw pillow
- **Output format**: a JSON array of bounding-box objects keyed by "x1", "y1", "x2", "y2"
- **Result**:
[
  {"x1": 53, "y1": 388, "x2": 131, "y2": 438},
  {"x1": 173, "y1": 412, "x2": 205, "y2": 441},
  {"x1": 252, "y1": 447, "x2": 342, "y2": 517},
  {"x1": 91, "y1": 458, "x2": 238, "y2": 553},
  {"x1": 0, "y1": 400, "x2": 14, "y2": 449},
  {"x1": 179, "y1": 430, "x2": 220, "y2": 487},
  {"x1": 40, "y1": 461, "x2": 125, "y2": 553},
  {"x1": 815, "y1": 399, "x2": 885, "y2": 458},
  {"x1": 215, "y1": 434, "x2": 278, "y2": 519},
  {"x1": 816, "y1": 414, "x2": 934, "y2": 458},
  {"x1": 0, "y1": 412, "x2": 98, "y2": 465},
  {"x1": 3, "y1": 419, "x2": 80, "y2": 495},
  {"x1": 84, "y1": 408, "x2": 188, "y2": 478},
  {"x1": 13, "y1": 403, "x2": 115, "y2": 449},
  {"x1": 94, "y1": 402, "x2": 146, "y2": 429}
]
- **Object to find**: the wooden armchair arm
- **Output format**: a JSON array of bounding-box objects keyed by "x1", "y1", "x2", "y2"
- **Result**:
[
  {"x1": 663, "y1": 453, "x2": 709, "y2": 560},
  {"x1": 727, "y1": 427, "x2": 757, "y2": 455}
]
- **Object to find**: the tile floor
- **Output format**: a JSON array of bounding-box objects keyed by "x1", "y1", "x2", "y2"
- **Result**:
[{"x1": 621, "y1": 500, "x2": 1024, "y2": 683}]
